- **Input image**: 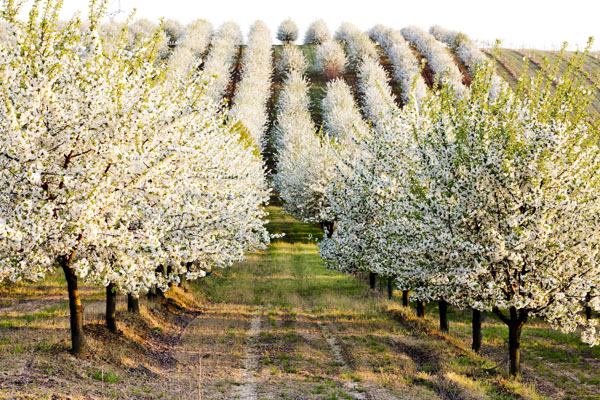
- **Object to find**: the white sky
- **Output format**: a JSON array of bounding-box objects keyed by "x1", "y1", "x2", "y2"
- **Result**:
[{"x1": 52, "y1": 0, "x2": 600, "y2": 50}]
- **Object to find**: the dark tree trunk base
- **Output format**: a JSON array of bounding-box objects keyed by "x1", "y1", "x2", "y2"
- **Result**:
[
  {"x1": 387, "y1": 278, "x2": 394, "y2": 300},
  {"x1": 493, "y1": 306, "x2": 528, "y2": 378},
  {"x1": 321, "y1": 221, "x2": 334, "y2": 238},
  {"x1": 106, "y1": 283, "x2": 117, "y2": 333},
  {"x1": 416, "y1": 301, "x2": 425, "y2": 318},
  {"x1": 472, "y1": 308, "x2": 482, "y2": 353},
  {"x1": 147, "y1": 287, "x2": 158, "y2": 299},
  {"x1": 402, "y1": 290, "x2": 409, "y2": 307},
  {"x1": 439, "y1": 300, "x2": 449, "y2": 332},
  {"x1": 60, "y1": 257, "x2": 87, "y2": 356},
  {"x1": 369, "y1": 272, "x2": 377, "y2": 290},
  {"x1": 127, "y1": 294, "x2": 140, "y2": 314}
]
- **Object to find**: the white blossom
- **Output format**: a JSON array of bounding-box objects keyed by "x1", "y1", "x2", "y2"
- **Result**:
[
  {"x1": 230, "y1": 21, "x2": 273, "y2": 149},
  {"x1": 321, "y1": 78, "x2": 370, "y2": 141},
  {"x1": 315, "y1": 40, "x2": 347, "y2": 81},
  {"x1": 369, "y1": 24, "x2": 427, "y2": 104},
  {"x1": 334, "y1": 22, "x2": 379, "y2": 67},
  {"x1": 167, "y1": 19, "x2": 213, "y2": 80},
  {"x1": 273, "y1": 62, "x2": 337, "y2": 223},
  {"x1": 357, "y1": 57, "x2": 398, "y2": 132},
  {"x1": 401, "y1": 25, "x2": 465, "y2": 96},
  {"x1": 304, "y1": 19, "x2": 331, "y2": 45},
  {"x1": 429, "y1": 25, "x2": 506, "y2": 98},
  {"x1": 277, "y1": 44, "x2": 307, "y2": 77},
  {"x1": 202, "y1": 21, "x2": 243, "y2": 103},
  {"x1": 276, "y1": 18, "x2": 298, "y2": 43},
  {"x1": 163, "y1": 19, "x2": 184, "y2": 46}
]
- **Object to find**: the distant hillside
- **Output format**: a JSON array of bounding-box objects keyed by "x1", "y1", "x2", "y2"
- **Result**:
[{"x1": 488, "y1": 49, "x2": 600, "y2": 117}]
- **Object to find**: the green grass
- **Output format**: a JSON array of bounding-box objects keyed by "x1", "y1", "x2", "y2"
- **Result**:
[
  {"x1": 0, "y1": 303, "x2": 69, "y2": 329},
  {"x1": 91, "y1": 370, "x2": 121, "y2": 383},
  {"x1": 197, "y1": 203, "x2": 375, "y2": 312}
]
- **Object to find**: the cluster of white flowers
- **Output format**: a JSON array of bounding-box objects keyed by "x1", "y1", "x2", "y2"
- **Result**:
[
  {"x1": 369, "y1": 24, "x2": 427, "y2": 104},
  {"x1": 277, "y1": 44, "x2": 307, "y2": 77},
  {"x1": 315, "y1": 40, "x2": 347, "y2": 81},
  {"x1": 98, "y1": 19, "x2": 166, "y2": 58},
  {"x1": 276, "y1": 18, "x2": 298, "y2": 43},
  {"x1": 318, "y1": 114, "x2": 404, "y2": 276},
  {"x1": 334, "y1": 22, "x2": 379, "y2": 67},
  {"x1": 429, "y1": 25, "x2": 506, "y2": 98},
  {"x1": 163, "y1": 19, "x2": 185, "y2": 45},
  {"x1": 168, "y1": 19, "x2": 213, "y2": 80},
  {"x1": 401, "y1": 25, "x2": 465, "y2": 96},
  {"x1": 202, "y1": 21, "x2": 243, "y2": 102},
  {"x1": 0, "y1": 2, "x2": 269, "y2": 353},
  {"x1": 357, "y1": 57, "x2": 398, "y2": 132},
  {"x1": 0, "y1": 20, "x2": 7, "y2": 42},
  {"x1": 304, "y1": 19, "x2": 331, "y2": 45},
  {"x1": 230, "y1": 21, "x2": 273, "y2": 150},
  {"x1": 130, "y1": 19, "x2": 170, "y2": 59},
  {"x1": 321, "y1": 79, "x2": 370, "y2": 141},
  {"x1": 329, "y1": 23, "x2": 398, "y2": 130},
  {"x1": 318, "y1": 73, "x2": 396, "y2": 275},
  {"x1": 273, "y1": 48, "x2": 338, "y2": 224}
]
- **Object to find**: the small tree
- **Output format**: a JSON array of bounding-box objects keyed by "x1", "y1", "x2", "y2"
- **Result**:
[
  {"x1": 304, "y1": 19, "x2": 330, "y2": 45},
  {"x1": 230, "y1": 20, "x2": 273, "y2": 149},
  {"x1": 274, "y1": 69, "x2": 338, "y2": 225},
  {"x1": 276, "y1": 44, "x2": 307, "y2": 77},
  {"x1": 315, "y1": 40, "x2": 347, "y2": 81},
  {"x1": 276, "y1": 18, "x2": 298, "y2": 44},
  {"x1": 202, "y1": 21, "x2": 243, "y2": 102}
]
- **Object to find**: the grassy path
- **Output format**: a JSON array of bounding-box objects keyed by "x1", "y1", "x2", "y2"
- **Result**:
[
  {"x1": 177, "y1": 206, "x2": 539, "y2": 400},
  {"x1": 180, "y1": 207, "x2": 404, "y2": 399}
]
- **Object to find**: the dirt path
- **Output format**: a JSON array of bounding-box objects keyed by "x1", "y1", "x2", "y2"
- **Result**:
[
  {"x1": 235, "y1": 309, "x2": 262, "y2": 400},
  {"x1": 318, "y1": 321, "x2": 368, "y2": 399}
]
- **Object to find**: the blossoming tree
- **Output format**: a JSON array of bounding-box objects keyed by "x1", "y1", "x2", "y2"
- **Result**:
[
  {"x1": 230, "y1": 21, "x2": 273, "y2": 150},
  {"x1": 391, "y1": 44, "x2": 600, "y2": 376},
  {"x1": 0, "y1": 0, "x2": 269, "y2": 354}
]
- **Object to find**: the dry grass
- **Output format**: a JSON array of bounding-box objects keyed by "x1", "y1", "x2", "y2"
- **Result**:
[{"x1": 0, "y1": 279, "x2": 203, "y2": 399}]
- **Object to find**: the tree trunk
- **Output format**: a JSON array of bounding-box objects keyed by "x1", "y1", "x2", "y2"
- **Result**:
[
  {"x1": 106, "y1": 283, "x2": 117, "y2": 333},
  {"x1": 472, "y1": 308, "x2": 482, "y2": 353},
  {"x1": 60, "y1": 257, "x2": 86, "y2": 356},
  {"x1": 439, "y1": 300, "x2": 449, "y2": 332},
  {"x1": 508, "y1": 316, "x2": 523, "y2": 377},
  {"x1": 179, "y1": 274, "x2": 190, "y2": 291},
  {"x1": 147, "y1": 286, "x2": 157, "y2": 299},
  {"x1": 416, "y1": 301, "x2": 425, "y2": 318},
  {"x1": 402, "y1": 290, "x2": 409, "y2": 307},
  {"x1": 494, "y1": 306, "x2": 528, "y2": 378},
  {"x1": 127, "y1": 294, "x2": 140, "y2": 314},
  {"x1": 369, "y1": 272, "x2": 377, "y2": 290},
  {"x1": 387, "y1": 277, "x2": 394, "y2": 300},
  {"x1": 586, "y1": 292, "x2": 593, "y2": 320},
  {"x1": 322, "y1": 221, "x2": 334, "y2": 238}
]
